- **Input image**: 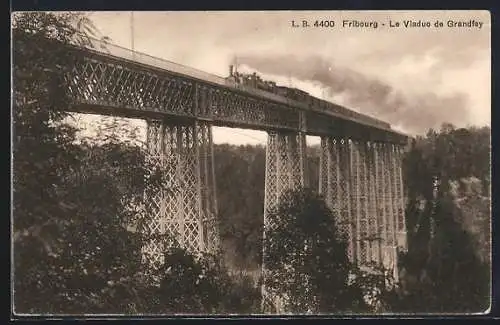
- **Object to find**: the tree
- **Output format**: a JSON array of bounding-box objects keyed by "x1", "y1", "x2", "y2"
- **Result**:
[
  {"x1": 214, "y1": 144, "x2": 320, "y2": 274},
  {"x1": 12, "y1": 12, "x2": 152, "y2": 314},
  {"x1": 395, "y1": 124, "x2": 491, "y2": 313},
  {"x1": 263, "y1": 188, "x2": 372, "y2": 313},
  {"x1": 13, "y1": 12, "x2": 95, "y2": 239},
  {"x1": 13, "y1": 11, "x2": 266, "y2": 315},
  {"x1": 13, "y1": 12, "x2": 92, "y2": 313},
  {"x1": 392, "y1": 195, "x2": 490, "y2": 313},
  {"x1": 130, "y1": 243, "x2": 261, "y2": 314}
]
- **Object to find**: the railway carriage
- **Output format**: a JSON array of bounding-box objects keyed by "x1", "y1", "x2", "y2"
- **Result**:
[{"x1": 225, "y1": 65, "x2": 391, "y2": 130}]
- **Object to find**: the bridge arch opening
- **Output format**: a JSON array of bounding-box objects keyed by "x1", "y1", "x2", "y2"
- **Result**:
[
  {"x1": 212, "y1": 126, "x2": 266, "y2": 281},
  {"x1": 305, "y1": 135, "x2": 321, "y2": 191},
  {"x1": 212, "y1": 129, "x2": 323, "y2": 281}
]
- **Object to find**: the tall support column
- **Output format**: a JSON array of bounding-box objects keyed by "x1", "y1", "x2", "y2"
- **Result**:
[
  {"x1": 381, "y1": 143, "x2": 398, "y2": 278},
  {"x1": 319, "y1": 137, "x2": 328, "y2": 196},
  {"x1": 142, "y1": 120, "x2": 166, "y2": 269},
  {"x1": 349, "y1": 140, "x2": 362, "y2": 265},
  {"x1": 358, "y1": 142, "x2": 369, "y2": 266},
  {"x1": 374, "y1": 143, "x2": 387, "y2": 266},
  {"x1": 366, "y1": 142, "x2": 380, "y2": 266},
  {"x1": 339, "y1": 139, "x2": 354, "y2": 261},
  {"x1": 319, "y1": 137, "x2": 341, "y2": 231},
  {"x1": 319, "y1": 137, "x2": 353, "y2": 257},
  {"x1": 389, "y1": 144, "x2": 401, "y2": 280},
  {"x1": 262, "y1": 131, "x2": 308, "y2": 313},
  {"x1": 199, "y1": 124, "x2": 220, "y2": 252},
  {"x1": 394, "y1": 145, "x2": 407, "y2": 251},
  {"x1": 142, "y1": 119, "x2": 219, "y2": 267},
  {"x1": 263, "y1": 131, "x2": 308, "y2": 218}
]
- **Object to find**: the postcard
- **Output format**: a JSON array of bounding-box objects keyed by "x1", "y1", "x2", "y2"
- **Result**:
[{"x1": 11, "y1": 10, "x2": 491, "y2": 317}]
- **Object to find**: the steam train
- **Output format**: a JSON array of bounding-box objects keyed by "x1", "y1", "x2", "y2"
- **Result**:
[{"x1": 224, "y1": 65, "x2": 391, "y2": 130}]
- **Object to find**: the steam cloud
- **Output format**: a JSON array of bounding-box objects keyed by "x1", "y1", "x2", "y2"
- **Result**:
[{"x1": 236, "y1": 54, "x2": 470, "y2": 136}]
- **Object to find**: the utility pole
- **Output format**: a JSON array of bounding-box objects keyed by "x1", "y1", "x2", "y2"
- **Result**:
[{"x1": 130, "y1": 11, "x2": 135, "y2": 59}]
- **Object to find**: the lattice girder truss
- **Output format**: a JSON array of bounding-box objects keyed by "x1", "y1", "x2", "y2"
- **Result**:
[
  {"x1": 67, "y1": 55, "x2": 300, "y2": 131},
  {"x1": 62, "y1": 49, "x2": 409, "y2": 143},
  {"x1": 319, "y1": 137, "x2": 355, "y2": 260},
  {"x1": 359, "y1": 142, "x2": 401, "y2": 279},
  {"x1": 262, "y1": 131, "x2": 308, "y2": 313},
  {"x1": 263, "y1": 131, "x2": 308, "y2": 219},
  {"x1": 393, "y1": 145, "x2": 407, "y2": 251},
  {"x1": 141, "y1": 119, "x2": 219, "y2": 267},
  {"x1": 318, "y1": 139, "x2": 406, "y2": 277}
]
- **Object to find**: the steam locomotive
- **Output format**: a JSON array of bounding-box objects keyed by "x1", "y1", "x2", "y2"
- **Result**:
[
  {"x1": 225, "y1": 65, "x2": 311, "y2": 102},
  {"x1": 224, "y1": 65, "x2": 391, "y2": 130}
]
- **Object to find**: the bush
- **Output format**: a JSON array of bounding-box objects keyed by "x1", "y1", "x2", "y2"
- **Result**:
[{"x1": 264, "y1": 187, "x2": 376, "y2": 313}]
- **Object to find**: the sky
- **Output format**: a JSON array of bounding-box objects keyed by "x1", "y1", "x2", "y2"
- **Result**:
[{"x1": 73, "y1": 10, "x2": 490, "y2": 145}]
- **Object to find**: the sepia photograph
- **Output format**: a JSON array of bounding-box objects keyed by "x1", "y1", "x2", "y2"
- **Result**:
[{"x1": 11, "y1": 10, "x2": 491, "y2": 316}]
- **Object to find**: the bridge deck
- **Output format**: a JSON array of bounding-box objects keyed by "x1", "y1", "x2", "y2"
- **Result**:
[{"x1": 65, "y1": 37, "x2": 408, "y2": 143}]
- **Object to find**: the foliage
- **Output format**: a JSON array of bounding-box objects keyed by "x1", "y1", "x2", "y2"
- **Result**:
[
  {"x1": 12, "y1": 11, "x2": 262, "y2": 315},
  {"x1": 12, "y1": 11, "x2": 133, "y2": 314},
  {"x1": 214, "y1": 144, "x2": 265, "y2": 270},
  {"x1": 13, "y1": 10, "x2": 490, "y2": 316},
  {"x1": 347, "y1": 265, "x2": 400, "y2": 314},
  {"x1": 13, "y1": 12, "x2": 93, "y2": 236},
  {"x1": 214, "y1": 144, "x2": 320, "y2": 272},
  {"x1": 264, "y1": 188, "x2": 376, "y2": 313},
  {"x1": 145, "y1": 247, "x2": 260, "y2": 314},
  {"x1": 223, "y1": 272, "x2": 262, "y2": 314},
  {"x1": 403, "y1": 124, "x2": 490, "y2": 200},
  {"x1": 392, "y1": 197, "x2": 490, "y2": 313},
  {"x1": 395, "y1": 123, "x2": 491, "y2": 313},
  {"x1": 14, "y1": 136, "x2": 149, "y2": 313}
]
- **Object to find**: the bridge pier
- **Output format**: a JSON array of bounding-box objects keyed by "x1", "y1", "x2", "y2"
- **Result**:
[
  {"x1": 319, "y1": 137, "x2": 355, "y2": 260},
  {"x1": 262, "y1": 130, "x2": 308, "y2": 313},
  {"x1": 379, "y1": 142, "x2": 399, "y2": 279},
  {"x1": 373, "y1": 142, "x2": 387, "y2": 266},
  {"x1": 142, "y1": 119, "x2": 219, "y2": 267},
  {"x1": 318, "y1": 138, "x2": 407, "y2": 281},
  {"x1": 348, "y1": 140, "x2": 363, "y2": 265},
  {"x1": 366, "y1": 142, "x2": 381, "y2": 266},
  {"x1": 263, "y1": 131, "x2": 308, "y2": 216},
  {"x1": 394, "y1": 145, "x2": 407, "y2": 251}
]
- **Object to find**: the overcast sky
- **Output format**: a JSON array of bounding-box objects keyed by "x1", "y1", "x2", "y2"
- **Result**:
[{"x1": 76, "y1": 10, "x2": 490, "y2": 145}]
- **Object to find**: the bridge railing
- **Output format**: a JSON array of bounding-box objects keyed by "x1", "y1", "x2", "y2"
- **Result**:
[
  {"x1": 84, "y1": 37, "x2": 233, "y2": 87},
  {"x1": 82, "y1": 37, "x2": 311, "y2": 107}
]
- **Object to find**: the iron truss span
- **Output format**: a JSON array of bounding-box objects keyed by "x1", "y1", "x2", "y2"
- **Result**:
[{"x1": 62, "y1": 38, "x2": 408, "y2": 144}]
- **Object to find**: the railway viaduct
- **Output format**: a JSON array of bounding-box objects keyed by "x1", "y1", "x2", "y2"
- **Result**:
[{"x1": 59, "y1": 39, "x2": 409, "y2": 312}]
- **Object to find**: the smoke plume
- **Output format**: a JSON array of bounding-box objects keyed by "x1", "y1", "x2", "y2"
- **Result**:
[{"x1": 237, "y1": 54, "x2": 470, "y2": 135}]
